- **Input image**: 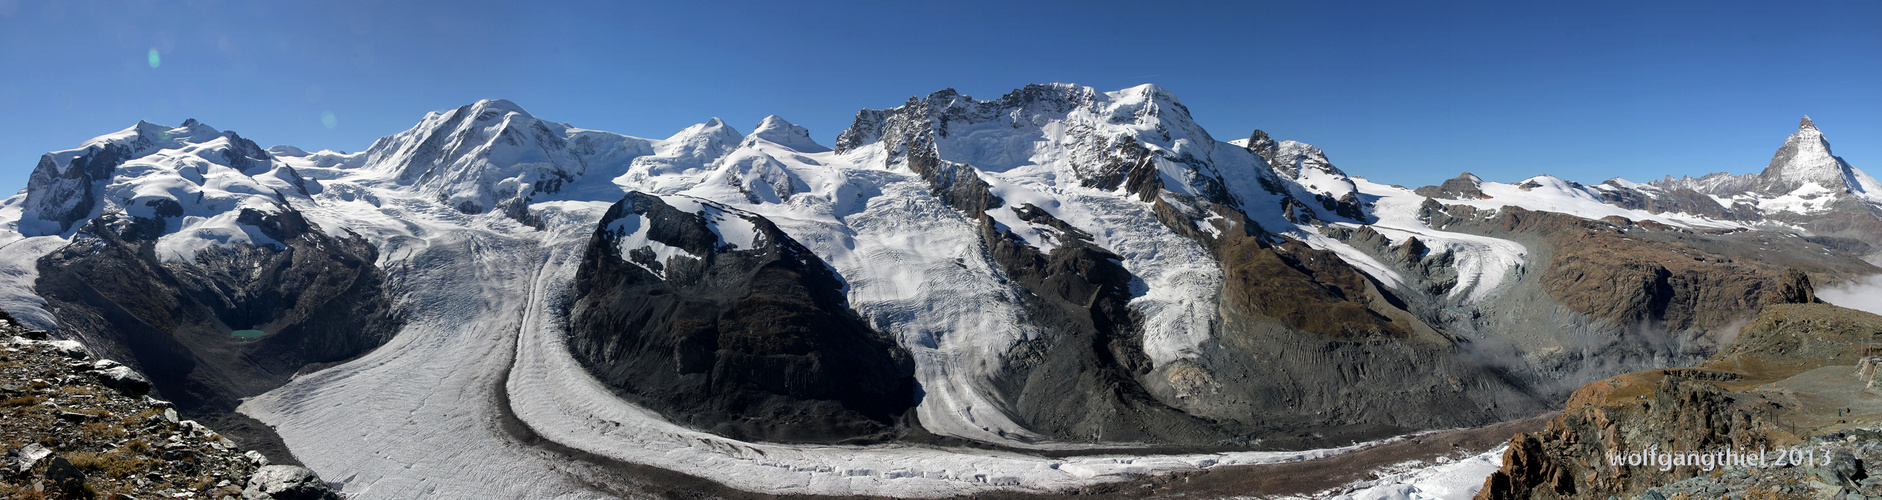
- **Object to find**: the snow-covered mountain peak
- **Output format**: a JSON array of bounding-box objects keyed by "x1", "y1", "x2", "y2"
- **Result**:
[
  {"x1": 1623, "y1": 116, "x2": 1881, "y2": 218},
  {"x1": 833, "y1": 83, "x2": 1225, "y2": 181},
  {"x1": 11, "y1": 116, "x2": 315, "y2": 262},
  {"x1": 747, "y1": 115, "x2": 829, "y2": 153},
  {"x1": 70, "y1": 119, "x2": 260, "y2": 163},
  {"x1": 467, "y1": 98, "x2": 534, "y2": 121},
  {"x1": 170, "y1": 118, "x2": 221, "y2": 141},
  {"x1": 657, "y1": 118, "x2": 741, "y2": 159},
  {"x1": 1121, "y1": 83, "x2": 1177, "y2": 102},
  {"x1": 1757, "y1": 115, "x2": 1858, "y2": 194},
  {"x1": 353, "y1": 99, "x2": 625, "y2": 222}
]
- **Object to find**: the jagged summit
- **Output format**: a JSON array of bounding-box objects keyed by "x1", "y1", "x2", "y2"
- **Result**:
[{"x1": 1801, "y1": 115, "x2": 1817, "y2": 130}]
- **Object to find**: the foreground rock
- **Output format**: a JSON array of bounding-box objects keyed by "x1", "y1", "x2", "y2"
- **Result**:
[
  {"x1": 0, "y1": 319, "x2": 340, "y2": 499},
  {"x1": 1475, "y1": 296, "x2": 1882, "y2": 499}
]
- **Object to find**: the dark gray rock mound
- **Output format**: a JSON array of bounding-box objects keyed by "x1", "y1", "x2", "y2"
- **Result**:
[
  {"x1": 1415, "y1": 172, "x2": 1490, "y2": 199},
  {"x1": 565, "y1": 192, "x2": 916, "y2": 444}
]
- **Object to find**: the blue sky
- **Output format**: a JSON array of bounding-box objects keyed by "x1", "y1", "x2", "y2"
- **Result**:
[{"x1": 1, "y1": 0, "x2": 1877, "y2": 190}]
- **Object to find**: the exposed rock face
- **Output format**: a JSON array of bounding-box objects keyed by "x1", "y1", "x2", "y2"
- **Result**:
[
  {"x1": 1767, "y1": 269, "x2": 1821, "y2": 305},
  {"x1": 32, "y1": 207, "x2": 401, "y2": 455},
  {"x1": 1475, "y1": 302, "x2": 1882, "y2": 499},
  {"x1": 1533, "y1": 217, "x2": 1774, "y2": 332},
  {"x1": 1242, "y1": 129, "x2": 1278, "y2": 164},
  {"x1": 565, "y1": 192, "x2": 917, "y2": 443},
  {"x1": 1217, "y1": 233, "x2": 1403, "y2": 339}
]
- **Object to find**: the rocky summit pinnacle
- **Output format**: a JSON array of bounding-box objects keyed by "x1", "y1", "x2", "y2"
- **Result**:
[{"x1": 1801, "y1": 114, "x2": 1816, "y2": 130}]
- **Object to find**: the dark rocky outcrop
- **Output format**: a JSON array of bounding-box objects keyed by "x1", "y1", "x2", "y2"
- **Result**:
[
  {"x1": 1415, "y1": 172, "x2": 1490, "y2": 199},
  {"x1": 32, "y1": 206, "x2": 401, "y2": 462},
  {"x1": 565, "y1": 192, "x2": 916, "y2": 444},
  {"x1": 1218, "y1": 236, "x2": 1404, "y2": 339},
  {"x1": 1766, "y1": 269, "x2": 1821, "y2": 305}
]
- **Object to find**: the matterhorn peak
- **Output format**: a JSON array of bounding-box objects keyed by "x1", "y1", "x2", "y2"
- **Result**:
[
  {"x1": 1755, "y1": 114, "x2": 1857, "y2": 194},
  {"x1": 748, "y1": 115, "x2": 829, "y2": 153}
]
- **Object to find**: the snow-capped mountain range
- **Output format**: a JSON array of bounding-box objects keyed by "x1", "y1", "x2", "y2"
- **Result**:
[{"x1": 2, "y1": 84, "x2": 1878, "y2": 497}]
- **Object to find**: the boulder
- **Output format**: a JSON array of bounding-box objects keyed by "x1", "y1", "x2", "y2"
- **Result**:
[
  {"x1": 24, "y1": 338, "x2": 89, "y2": 360},
  {"x1": 14, "y1": 443, "x2": 52, "y2": 473},
  {"x1": 37, "y1": 454, "x2": 88, "y2": 499},
  {"x1": 88, "y1": 360, "x2": 152, "y2": 397},
  {"x1": 242, "y1": 465, "x2": 338, "y2": 500}
]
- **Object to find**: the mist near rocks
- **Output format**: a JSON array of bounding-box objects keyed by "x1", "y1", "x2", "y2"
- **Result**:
[{"x1": 1820, "y1": 275, "x2": 1882, "y2": 316}]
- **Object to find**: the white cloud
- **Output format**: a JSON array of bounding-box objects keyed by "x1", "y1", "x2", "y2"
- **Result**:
[{"x1": 1819, "y1": 275, "x2": 1882, "y2": 317}]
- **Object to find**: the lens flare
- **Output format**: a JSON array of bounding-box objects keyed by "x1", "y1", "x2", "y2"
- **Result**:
[
  {"x1": 147, "y1": 48, "x2": 160, "y2": 68},
  {"x1": 320, "y1": 111, "x2": 338, "y2": 129}
]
